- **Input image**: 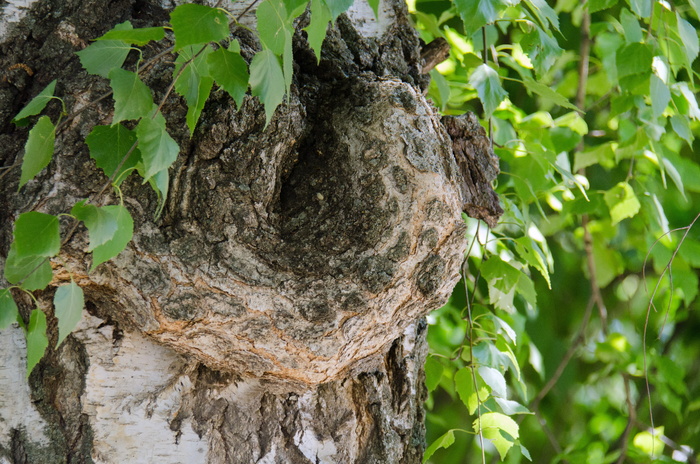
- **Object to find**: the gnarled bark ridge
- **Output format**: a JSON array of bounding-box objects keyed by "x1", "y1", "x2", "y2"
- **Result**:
[{"x1": 0, "y1": 0, "x2": 501, "y2": 462}]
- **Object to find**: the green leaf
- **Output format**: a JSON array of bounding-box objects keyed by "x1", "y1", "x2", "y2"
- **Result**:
[
  {"x1": 592, "y1": 239, "x2": 624, "y2": 288},
  {"x1": 573, "y1": 142, "x2": 615, "y2": 171},
  {"x1": 109, "y1": 68, "x2": 154, "y2": 123},
  {"x1": 454, "y1": 367, "x2": 475, "y2": 409},
  {"x1": 53, "y1": 281, "x2": 85, "y2": 347},
  {"x1": 473, "y1": 412, "x2": 519, "y2": 460},
  {"x1": 367, "y1": 0, "x2": 380, "y2": 18},
  {"x1": 481, "y1": 257, "x2": 521, "y2": 312},
  {"x1": 661, "y1": 157, "x2": 685, "y2": 199},
  {"x1": 469, "y1": 64, "x2": 507, "y2": 117},
  {"x1": 513, "y1": 237, "x2": 552, "y2": 288},
  {"x1": 633, "y1": 427, "x2": 665, "y2": 455},
  {"x1": 478, "y1": 365, "x2": 507, "y2": 397},
  {"x1": 587, "y1": 0, "x2": 618, "y2": 13},
  {"x1": 283, "y1": 0, "x2": 309, "y2": 17},
  {"x1": 495, "y1": 398, "x2": 530, "y2": 415},
  {"x1": 674, "y1": 82, "x2": 700, "y2": 119},
  {"x1": 148, "y1": 168, "x2": 170, "y2": 219},
  {"x1": 523, "y1": 0, "x2": 559, "y2": 31},
  {"x1": 325, "y1": 0, "x2": 354, "y2": 20},
  {"x1": 208, "y1": 45, "x2": 249, "y2": 108},
  {"x1": 650, "y1": 74, "x2": 670, "y2": 118},
  {"x1": 14, "y1": 212, "x2": 60, "y2": 258},
  {"x1": 12, "y1": 80, "x2": 57, "y2": 125},
  {"x1": 676, "y1": 13, "x2": 699, "y2": 68},
  {"x1": 422, "y1": 430, "x2": 455, "y2": 463},
  {"x1": 283, "y1": 28, "x2": 293, "y2": 98},
  {"x1": 628, "y1": 0, "x2": 650, "y2": 17},
  {"x1": 521, "y1": 26, "x2": 563, "y2": 77},
  {"x1": 616, "y1": 42, "x2": 652, "y2": 79},
  {"x1": 520, "y1": 444, "x2": 532, "y2": 461},
  {"x1": 86, "y1": 124, "x2": 140, "y2": 184},
  {"x1": 305, "y1": 0, "x2": 332, "y2": 62},
  {"x1": 136, "y1": 112, "x2": 179, "y2": 181},
  {"x1": 257, "y1": 0, "x2": 292, "y2": 56},
  {"x1": 3, "y1": 243, "x2": 53, "y2": 290},
  {"x1": 604, "y1": 181, "x2": 641, "y2": 225},
  {"x1": 174, "y1": 45, "x2": 214, "y2": 134},
  {"x1": 0, "y1": 289, "x2": 19, "y2": 329},
  {"x1": 19, "y1": 116, "x2": 56, "y2": 189},
  {"x1": 691, "y1": 0, "x2": 700, "y2": 21},
  {"x1": 522, "y1": 77, "x2": 579, "y2": 112},
  {"x1": 76, "y1": 21, "x2": 133, "y2": 78},
  {"x1": 171, "y1": 4, "x2": 229, "y2": 50},
  {"x1": 91, "y1": 205, "x2": 134, "y2": 271},
  {"x1": 97, "y1": 26, "x2": 165, "y2": 46},
  {"x1": 620, "y1": 8, "x2": 642, "y2": 43},
  {"x1": 429, "y1": 69, "x2": 451, "y2": 111},
  {"x1": 26, "y1": 309, "x2": 48, "y2": 377},
  {"x1": 71, "y1": 201, "x2": 120, "y2": 250},
  {"x1": 454, "y1": 0, "x2": 501, "y2": 37},
  {"x1": 424, "y1": 356, "x2": 444, "y2": 392},
  {"x1": 467, "y1": 387, "x2": 490, "y2": 414},
  {"x1": 250, "y1": 49, "x2": 286, "y2": 126}
]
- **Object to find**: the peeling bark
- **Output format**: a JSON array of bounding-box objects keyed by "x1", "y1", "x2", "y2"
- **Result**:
[{"x1": 0, "y1": 0, "x2": 501, "y2": 462}]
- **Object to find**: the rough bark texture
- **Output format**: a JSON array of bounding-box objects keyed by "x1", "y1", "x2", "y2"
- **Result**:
[{"x1": 0, "y1": 0, "x2": 502, "y2": 462}]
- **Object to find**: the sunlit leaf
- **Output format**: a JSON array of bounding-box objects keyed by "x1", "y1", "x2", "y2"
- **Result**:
[
  {"x1": 473, "y1": 412, "x2": 519, "y2": 460},
  {"x1": 604, "y1": 181, "x2": 641, "y2": 225},
  {"x1": 478, "y1": 366, "x2": 507, "y2": 397},
  {"x1": 467, "y1": 386, "x2": 490, "y2": 414},
  {"x1": 633, "y1": 427, "x2": 665, "y2": 456},
  {"x1": 495, "y1": 398, "x2": 531, "y2": 415}
]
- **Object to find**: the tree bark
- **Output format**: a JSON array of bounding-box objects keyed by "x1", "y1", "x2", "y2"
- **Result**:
[{"x1": 0, "y1": 0, "x2": 501, "y2": 462}]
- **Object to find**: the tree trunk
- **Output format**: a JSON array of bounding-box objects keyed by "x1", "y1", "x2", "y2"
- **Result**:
[{"x1": 0, "y1": 0, "x2": 501, "y2": 462}]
